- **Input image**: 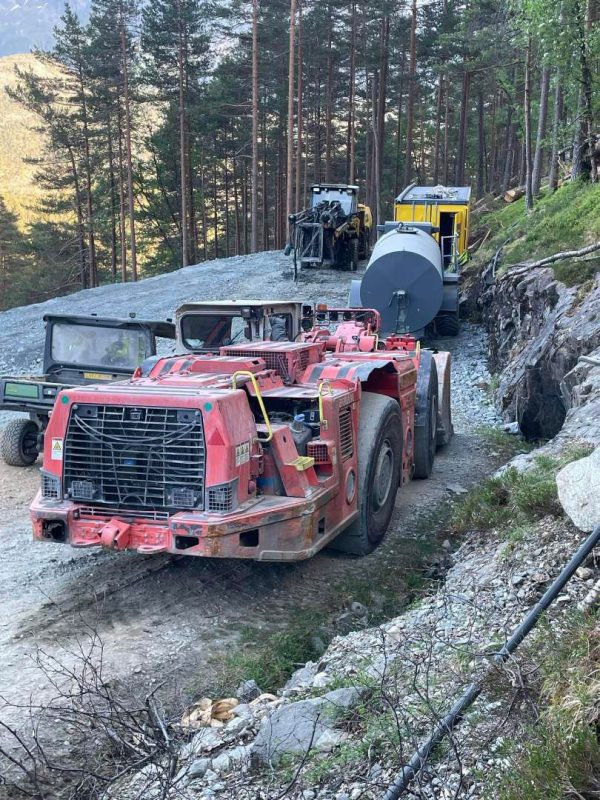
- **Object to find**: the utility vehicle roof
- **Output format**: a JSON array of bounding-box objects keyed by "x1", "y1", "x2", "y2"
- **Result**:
[
  {"x1": 395, "y1": 185, "x2": 471, "y2": 205},
  {"x1": 43, "y1": 314, "x2": 176, "y2": 339}
]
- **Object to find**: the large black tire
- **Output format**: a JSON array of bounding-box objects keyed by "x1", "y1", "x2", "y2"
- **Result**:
[
  {"x1": 436, "y1": 312, "x2": 460, "y2": 337},
  {"x1": 330, "y1": 393, "x2": 403, "y2": 556},
  {"x1": 1, "y1": 419, "x2": 40, "y2": 467},
  {"x1": 350, "y1": 239, "x2": 359, "y2": 271},
  {"x1": 413, "y1": 352, "x2": 439, "y2": 479}
]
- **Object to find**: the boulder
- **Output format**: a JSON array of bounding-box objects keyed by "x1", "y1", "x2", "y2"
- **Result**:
[
  {"x1": 251, "y1": 686, "x2": 366, "y2": 765},
  {"x1": 236, "y1": 679, "x2": 261, "y2": 703},
  {"x1": 556, "y1": 447, "x2": 600, "y2": 531}
]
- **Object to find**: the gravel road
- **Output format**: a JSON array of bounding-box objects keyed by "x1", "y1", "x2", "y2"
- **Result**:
[{"x1": 0, "y1": 253, "x2": 502, "y2": 763}]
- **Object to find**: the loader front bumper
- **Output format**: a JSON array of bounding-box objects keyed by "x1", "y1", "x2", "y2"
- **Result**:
[{"x1": 30, "y1": 489, "x2": 354, "y2": 562}]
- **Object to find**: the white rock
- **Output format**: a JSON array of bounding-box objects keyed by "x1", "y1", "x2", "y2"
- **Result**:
[
  {"x1": 312, "y1": 671, "x2": 333, "y2": 689},
  {"x1": 556, "y1": 447, "x2": 600, "y2": 531}
]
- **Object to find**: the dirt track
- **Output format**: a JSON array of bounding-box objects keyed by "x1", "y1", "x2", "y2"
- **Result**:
[{"x1": 0, "y1": 254, "x2": 502, "y2": 757}]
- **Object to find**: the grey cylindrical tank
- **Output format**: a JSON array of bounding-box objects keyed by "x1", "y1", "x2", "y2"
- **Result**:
[{"x1": 360, "y1": 226, "x2": 443, "y2": 335}]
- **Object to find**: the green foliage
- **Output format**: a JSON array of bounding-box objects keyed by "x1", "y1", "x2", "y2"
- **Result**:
[
  {"x1": 475, "y1": 181, "x2": 600, "y2": 285},
  {"x1": 450, "y1": 448, "x2": 590, "y2": 534},
  {"x1": 475, "y1": 425, "x2": 535, "y2": 456},
  {"x1": 217, "y1": 612, "x2": 328, "y2": 694},
  {"x1": 488, "y1": 614, "x2": 600, "y2": 800}
]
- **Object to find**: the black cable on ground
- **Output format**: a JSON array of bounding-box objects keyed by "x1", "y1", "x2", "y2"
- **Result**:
[{"x1": 382, "y1": 522, "x2": 600, "y2": 800}]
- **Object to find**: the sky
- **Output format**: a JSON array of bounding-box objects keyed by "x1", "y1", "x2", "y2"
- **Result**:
[{"x1": 0, "y1": 0, "x2": 90, "y2": 56}]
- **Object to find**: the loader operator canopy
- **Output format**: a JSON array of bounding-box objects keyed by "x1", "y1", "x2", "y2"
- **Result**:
[
  {"x1": 180, "y1": 313, "x2": 253, "y2": 350},
  {"x1": 176, "y1": 302, "x2": 303, "y2": 353},
  {"x1": 51, "y1": 322, "x2": 148, "y2": 371}
]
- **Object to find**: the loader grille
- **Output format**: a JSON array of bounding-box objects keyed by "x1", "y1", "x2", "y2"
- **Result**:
[
  {"x1": 339, "y1": 406, "x2": 354, "y2": 461},
  {"x1": 63, "y1": 404, "x2": 205, "y2": 513}
]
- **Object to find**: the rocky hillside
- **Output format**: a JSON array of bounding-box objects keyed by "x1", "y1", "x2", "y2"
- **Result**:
[{"x1": 465, "y1": 182, "x2": 600, "y2": 445}]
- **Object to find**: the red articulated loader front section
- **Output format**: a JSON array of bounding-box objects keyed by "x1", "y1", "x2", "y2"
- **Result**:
[{"x1": 30, "y1": 311, "x2": 451, "y2": 560}]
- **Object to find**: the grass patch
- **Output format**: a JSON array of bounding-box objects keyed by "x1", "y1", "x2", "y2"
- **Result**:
[
  {"x1": 473, "y1": 181, "x2": 600, "y2": 285},
  {"x1": 553, "y1": 256, "x2": 600, "y2": 288},
  {"x1": 488, "y1": 614, "x2": 600, "y2": 800},
  {"x1": 216, "y1": 612, "x2": 328, "y2": 694},
  {"x1": 451, "y1": 446, "x2": 592, "y2": 534},
  {"x1": 475, "y1": 425, "x2": 536, "y2": 456}
]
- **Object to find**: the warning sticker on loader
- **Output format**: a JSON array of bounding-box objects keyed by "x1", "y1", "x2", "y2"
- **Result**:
[
  {"x1": 51, "y1": 438, "x2": 63, "y2": 460},
  {"x1": 235, "y1": 442, "x2": 250, "y2": 466}
]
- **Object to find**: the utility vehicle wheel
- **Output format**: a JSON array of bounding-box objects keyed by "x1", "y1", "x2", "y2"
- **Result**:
[
  {"x1": 413, "y1": 351, "x2": 439, "y2": 479},
  {"x1": 330, "y1": 393, "x2": 402, "y2": 556},
  {"x1": 350, "y1": 239, "x2": 359, "y2": 271},
  {"x1": 1, "y1": 419, "x2": 40, "y2": 467},
  {"x1": 436, "y1": 312, "x2": 460, "y2": 337}
]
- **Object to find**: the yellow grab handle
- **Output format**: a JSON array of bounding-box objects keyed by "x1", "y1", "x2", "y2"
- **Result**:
[
  {"x1": 317, "y1": 379, "x2": 332, "y2": 431},
  {"x1": 231, "y1": 371, "x2": 273, "y2": 443}
]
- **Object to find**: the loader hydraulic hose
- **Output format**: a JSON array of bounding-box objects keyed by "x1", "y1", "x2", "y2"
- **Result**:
[{"x1": 382, "y1": 522, "x2": 600, "y2": 800}]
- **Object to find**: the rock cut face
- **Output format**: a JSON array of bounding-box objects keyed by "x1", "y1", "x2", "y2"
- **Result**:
[{"x1": 477, "y1": 268, "x2": 600, "y2": 443}]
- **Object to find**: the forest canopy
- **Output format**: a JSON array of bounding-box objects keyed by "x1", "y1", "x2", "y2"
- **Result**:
[{"x1": 0, "y1": 0, "x2": 598, "y2": 309}]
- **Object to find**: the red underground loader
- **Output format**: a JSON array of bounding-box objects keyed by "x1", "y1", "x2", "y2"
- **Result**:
[{"x1": 30, "y1": 308, "x2": 452, "y2": 560}]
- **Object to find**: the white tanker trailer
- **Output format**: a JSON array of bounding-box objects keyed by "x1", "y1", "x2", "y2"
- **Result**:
[{"x1": 349, "y1": 184, "x2": 471, "y2": 338}]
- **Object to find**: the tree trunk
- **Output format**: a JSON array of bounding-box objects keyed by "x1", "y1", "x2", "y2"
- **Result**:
[
  {"x1": 285, "y1": 0, "x2": 296, "y2": 221},
  {"x1": 262, "y1": 108, "x2": 268, "y2": 249},
  {"x1": 213, "y1": 164, "x2": 219, "y2": 258},
  {"x1": 77, "y1": 63, "x2": 96, "y2": 287},
  {"x1": 233, "y1": 157, "x2": 241, "y2": 255},
  {"x1": 117, "y1": 104, "x2": 127, "y2": 282},
  {"x1": 443, "y1": 93, "x2": 451, "y2": 185},
  {"x1": 346, "y1": 0, "x2": 356, "y2": 184},
  {"x1": 531, "y1": 64, "x2": 550, "y2": 196},
  {"x1": 476, "y1": 89, "x2": 485, "y2": 198},
  {"x1": 199, "y1": 159, "x2": 208, "y2": 260},
  {"x1": 524, "y1": 36, "x2": 534, "y2": 211},
  {"x1": 224, "y1": 160, "x2": 230, "y2": 257},
  {"x1": 403, "y1": 0, "x2": 417, "y2": 187},
  {"x1": 313, "y1": 64, "x2": 321, "y2": 183},
  {"x1": 324, "y1": 12, "x2": 333, "y2": 181},
  {"x1": 295, "y1": 0, "x2": 304, "y2": 210},
  {"x1": 119, "y1": 2, "x2": 137, "y2": 280},
  {"x1": 375, "y1": 15, "x2": 389, "y2": 225},
  {"x1": 107, "y1": 115, "x2": 118, "y2": 281},
  {"x1": 394, "y1": 44, "x2": 406, "y2": 195},
  {"x1": 250, "y1": 0, "x2": 259, "y2": 252},
  {"x1": 242, "y1": 159, "x2": 249, "y2": 254},
  {"x1": 548, "y1": 70, "x2": 563, "y2": 192},
  {"x1": 67, "y1": 145, "x2": 87, "y2": 288},
  {"x1": 455, "y1": 63, "x2": 470, "y2": 185},
  {"x1": 176, "y1": 0, "x2": 189, "y2": 266},
  {"x1": 433, "y1": 72, "x2": 444, "y2": 185},
  {"x1": 501, "y1": 91, "x2": 515, "y2": 193}
]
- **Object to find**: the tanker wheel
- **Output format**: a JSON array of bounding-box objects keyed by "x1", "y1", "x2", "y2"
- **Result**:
[
  {"x1": 413, "y1": 351, "x2": 439, "y2": 479},
  {"x1": 350, "y1": 239, "x2": 359, "y2": 271},
  {"x1": 330, "y1": 393, "x2": 402, "y2": 556},
  {"x1": 1, "y1": 419, "x2": 40, "y2": 467},
  {"x1": 436, "y1": 312, "x2": 460, "y2": 337}
]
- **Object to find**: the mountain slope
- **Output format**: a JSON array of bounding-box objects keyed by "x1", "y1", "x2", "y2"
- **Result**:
[{"x1": 0, "y1": 53, "x2": 62, "y2": 226}]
